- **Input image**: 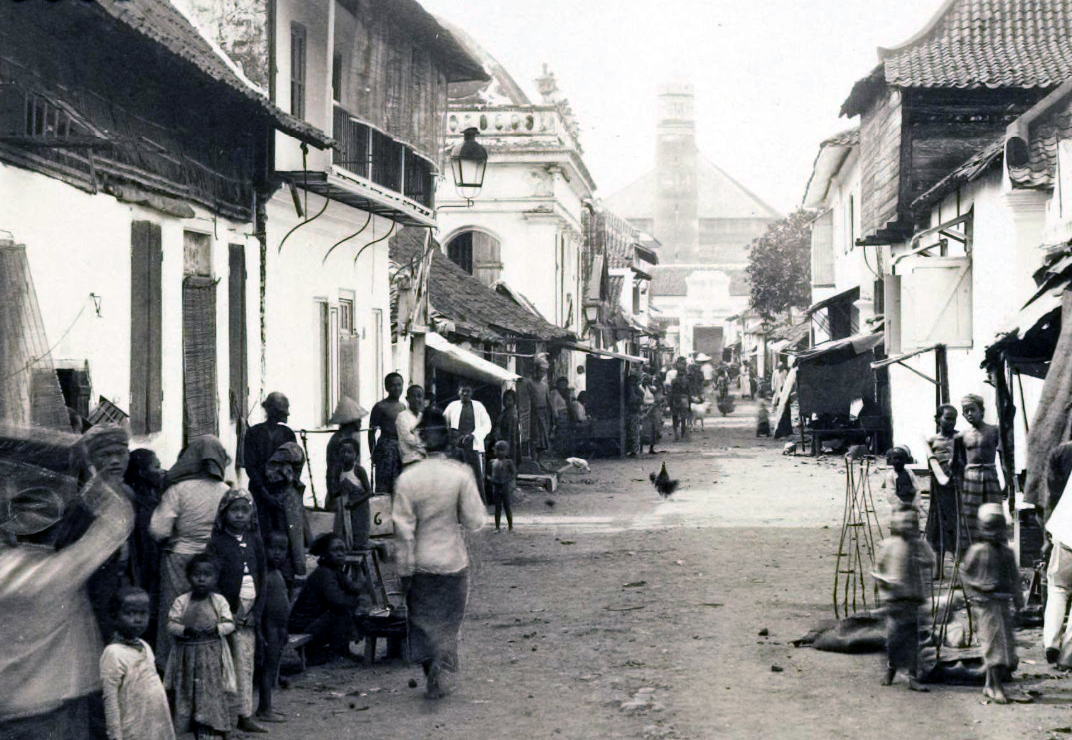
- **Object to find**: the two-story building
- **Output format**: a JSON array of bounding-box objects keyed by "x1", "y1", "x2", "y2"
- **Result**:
[
  {"x1": 0, "y1": 0, "x2": 329, "y2": 471},
  {"x1": 177, "y1": 0, "x2": 486, "y2": 486}
]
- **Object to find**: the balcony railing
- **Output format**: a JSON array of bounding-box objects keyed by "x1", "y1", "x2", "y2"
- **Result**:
[{"x1": 332, "y1": 104, "x2": 435, "y2": 210}]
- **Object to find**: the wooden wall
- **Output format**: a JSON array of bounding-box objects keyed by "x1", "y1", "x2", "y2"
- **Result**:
[{"x1": 859, "y1": 88, "x2": 902, "y2": 239}]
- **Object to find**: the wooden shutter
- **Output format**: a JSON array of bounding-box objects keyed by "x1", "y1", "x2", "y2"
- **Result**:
[
  {"x1": 339, "y1": 333, "x2": 359, "y2": 406},
  {"x1": 901, "y1": 257, "x2": 972, "y2": 350},
  {"x1": 182, "y1": 276, "x2": 218, "y2": 440},
  {"x1": 228, "y1": 244, "x2": 247, "y2": 423},
  {"x1": 811, "y1": 210, "x2": 835, "y2": 287},
  {"x1": 130, "y1": 221, "x2": 162, "y2": 435}
]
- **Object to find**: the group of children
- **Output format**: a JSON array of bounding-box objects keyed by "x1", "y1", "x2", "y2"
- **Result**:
[
  {"x1": 875, "y1": 394, "x2": 1023, "y2": 704},
  {"x1": 103, "y1": 490, "x2": 299, "y2": 739}
]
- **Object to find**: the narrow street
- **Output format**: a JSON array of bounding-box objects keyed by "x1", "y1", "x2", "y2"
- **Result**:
[{"x1": 262, "y1": 400, "x2": 1072, "y2": 740}]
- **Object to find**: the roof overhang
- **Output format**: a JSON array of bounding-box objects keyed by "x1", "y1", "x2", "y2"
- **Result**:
[
  {"x1": 790, "y1": 330, "x2": 883, "y2": 364},
  {"x1": 802, "y1": 137, "x2": 857, "y2": 208},
  {"x1": 425, "y1": 331, "x2": 519, "y2": 385},
  {"x1": 806, "y1": 286, "x2": 860, "y2": 315},
  {"x1": 277, "y1": 169, "x2": 435, "y2": 227},
  {"x1": 555, "y1": 341, "x2": 645, "y2": 364}
]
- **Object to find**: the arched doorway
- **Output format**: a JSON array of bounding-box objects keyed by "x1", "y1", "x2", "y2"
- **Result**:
[{"x1": 445, "y1": 229, "x2": 502, "y2": 287}]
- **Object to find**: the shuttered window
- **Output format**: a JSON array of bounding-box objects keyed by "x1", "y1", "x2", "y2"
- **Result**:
[
  {"x1": 893, "y1": 257, "x2": 973, "y2": 351},
  {"x1": 130, "y1": 221, "x2": 162, "y2": 435},
  {"x1": 183, "y1": 276, "x2": 218, "y2": 441},
  {"x1": 338, "y1": 297, "x2": 359, "y2": 406},
  {"x1": 228, "y1": 244, "x2": 247, "y2": 423},
  {"x1": 811, "y1": 209, "x2": 835, "y2": 287},
  {"x1": 291, "y1": 24, "x2": 306, "y2": 119}
]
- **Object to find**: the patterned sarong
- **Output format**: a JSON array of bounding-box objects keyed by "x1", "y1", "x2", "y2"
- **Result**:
[
  {"x1": 961, "y1": 466, "x2": 1002, "y2": 542},
  {"x1": 406, "y1": 570, "x2": 469, "y2": 671},
  {"x1": 372, "y1": 437, "x2": 402, "y2": 494}
]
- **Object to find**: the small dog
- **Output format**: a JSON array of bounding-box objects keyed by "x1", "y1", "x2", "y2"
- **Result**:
[
  {"x1": 565, "y1": 457, "x2": 590, "y2": 473},
  {"x1": 782, "y1": 442, "x2": 798, "y2": 455},
  {"x1": 690, "y1": 401, "x2": 710, "y2": 430}
]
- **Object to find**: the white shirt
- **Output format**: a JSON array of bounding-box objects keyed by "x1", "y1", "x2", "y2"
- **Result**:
[
  {"x1": 443, "y1": 399, "x2": 493, "y2": 450},
  {"x1": 392, "y1": 456, "x2": 485, "y2": 576},
  {"x1": 396, "y1": 408, "x2": 425, "y2": 464}
]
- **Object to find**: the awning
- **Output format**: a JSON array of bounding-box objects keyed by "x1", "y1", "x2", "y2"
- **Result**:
[
  {"x1": 806, "y1": 286, "x2": 860, "y2": 316},
  {"x1": 558, "y1": 341, "x2": 646, "y2": 364},
  {"x1": 871, "y1": 343, "x2": 941, "y2": 370},
  {"x1": 425, "y1": 331, "x2": 519, "y2": 386},
  {"x1": 769, "y1": 319, "x2": 812, "y2": 346},
  {"x1": 790, "y1": 330, "x2": 883, "y2": 364}
]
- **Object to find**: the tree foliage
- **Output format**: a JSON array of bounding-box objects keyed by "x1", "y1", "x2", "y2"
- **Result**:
[{"x1": 745, "y1": 208, "x2": 813, "y2": 319}]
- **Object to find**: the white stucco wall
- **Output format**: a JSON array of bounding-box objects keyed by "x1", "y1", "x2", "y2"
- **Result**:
[
  {"x1": 260, "y1": 191, "x2": 392, "y2": 501},
  {"x1": 0, "y1": 161, "x2": 255, "y2": 473},
  {"x1": 274, "y1": 0, "x2": 333, "y2": 173}
]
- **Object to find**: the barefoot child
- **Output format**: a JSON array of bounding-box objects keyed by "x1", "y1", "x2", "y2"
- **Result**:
[
  {"x1": 165, "y1": 553, "x2": 236, "y2": 739},
  {"x1": 256, "y1": 531, "x2": 291, "y2": 724},
  {"x1": 873, "y1": 508, "x2": 934, "y2": 692},
  {"x1": 962, "y1": 503, "x2": 1022, "y2": 704},
  {"x1": 100, "y1": 587, "x2": 175, "y2": 740},
  {"x1": 206, "y1": 489, "x2": 267, "y2": 734},
  {"x1": 490, "y1": 440, "x2": 516, "y2": 532}
]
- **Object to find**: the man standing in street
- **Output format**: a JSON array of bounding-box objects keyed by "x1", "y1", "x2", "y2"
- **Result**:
[
  {"x1": 243, "y1": 392, "x2": 296, "y2": 499},
  {"x1": 444, "y1": 382, "x2": 492, "y2": 504},
  {"x1": 397, "y1": 384, "x2": 427, "y2": 469}
]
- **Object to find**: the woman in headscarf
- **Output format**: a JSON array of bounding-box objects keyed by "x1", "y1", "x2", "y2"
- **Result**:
[
  {"x1": 149, "y1": 435, "x2": 230, "y2": 669},
  {"x1": 123, "y1": 448, "x2": 167, "y2": 647},
  {"x1": 255, "y1": 441, "x2": 311, "y2": 588}
]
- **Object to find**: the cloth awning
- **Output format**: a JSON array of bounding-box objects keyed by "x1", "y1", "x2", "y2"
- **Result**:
[
  {"x1": 425, "y1": 331, "x2": 519, "y2": 386},
  {"x1": 806, "y1": 286, "x2": 860, "y2": 316},
  {"x1": 557, "y1": 341, "x2": 646, "y2": 364},
  {"x1": 790, "y1": 330, "x2": 883, "y2": 364}
]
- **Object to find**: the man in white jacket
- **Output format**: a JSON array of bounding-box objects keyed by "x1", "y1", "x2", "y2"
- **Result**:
[{"x1": 443, "y1": 382, "x2": 492, "y2": 503}]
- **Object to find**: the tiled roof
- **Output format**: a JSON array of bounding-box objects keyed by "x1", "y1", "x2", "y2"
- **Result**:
[
  {"x1": 650, "y1": 266, "x2": 750, "y2": 298},
  {"x1": 1009, "y1": 107, "x2": 1072, "y2": 188},
  {"x1": 879, "y1": 0, "x2": 1072, "y2": 89},
  {"x1": 912, "y1": 139, "x2": 1005, "y2": 212},
  {"x1": 389, "y1": 227, "x2": 571, "y2": 342},
  {"x1": 93, "y1": 0, "x2": 332, "y2": 148},
  {"x1": 607, "y1": 274, "x2": 625, "y2": 308}
]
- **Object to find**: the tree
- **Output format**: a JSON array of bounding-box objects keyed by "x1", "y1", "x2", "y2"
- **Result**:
[{"x1": 745, "y1": 208, "x2": 813, "y2": 319}]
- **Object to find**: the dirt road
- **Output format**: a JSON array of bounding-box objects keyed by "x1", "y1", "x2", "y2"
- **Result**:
[{"x1": 255, "y1": 399, "x2": 1072, "y2": 740}]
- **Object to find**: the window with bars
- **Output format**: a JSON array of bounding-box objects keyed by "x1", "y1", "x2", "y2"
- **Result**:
[{"x1": 291, "y1": 24, "x2": 306, "y2": 119}]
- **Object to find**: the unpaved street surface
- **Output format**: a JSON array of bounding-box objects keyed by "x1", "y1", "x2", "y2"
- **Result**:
[{"x1": 257, "y1": 400, "x2": 1072, "y2": 740}]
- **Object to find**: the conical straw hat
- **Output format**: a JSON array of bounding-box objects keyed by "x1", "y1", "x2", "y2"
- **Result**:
[{"x1": 329, "y1": 396, "x2": 368, "y2": 425}]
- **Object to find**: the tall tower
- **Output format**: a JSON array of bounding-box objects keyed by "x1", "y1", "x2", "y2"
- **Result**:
[{"x1": 654, "y1": 83, "x2": 699, "y2": 264}]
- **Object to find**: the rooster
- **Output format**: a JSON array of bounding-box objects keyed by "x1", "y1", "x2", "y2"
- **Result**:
[{"x1": 649, "y1": 462, "x2": 679, "y2": 498}]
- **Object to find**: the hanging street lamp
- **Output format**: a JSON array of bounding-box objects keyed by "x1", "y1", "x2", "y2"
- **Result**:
[{"x1": 450, "y1": 127, "x2": 488, "y2": 203}]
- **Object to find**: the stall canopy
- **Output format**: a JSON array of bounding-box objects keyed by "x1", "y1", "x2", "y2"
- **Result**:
[
  {"x1": 790, "y1": 330, "x2": 883, "y2": 364},
  {"x1": 425, "y1": 331, "x2": 519, "y2": 386},
  {"x1": 557, "y1": 341, "x2": 645, "y2": 364},
  {"x1": 791, "y1": 330, "x2": 884, "y2": 421}
]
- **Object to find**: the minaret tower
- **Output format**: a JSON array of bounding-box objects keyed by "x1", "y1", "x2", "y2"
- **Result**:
[{"x1": 654, "y1": 83, "x2": 699, "y2": 264}]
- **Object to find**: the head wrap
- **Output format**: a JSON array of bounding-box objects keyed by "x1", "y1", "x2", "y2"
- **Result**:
[
  {"x1": 211, "y1": 487, "x2": 258, "y2": 537},
  {"x1": 81, "y1": 424, "x2": 129, "y2": 458},
  {"x1": 961, "y1": 393, "x2": 985, "y2": 410},
  {"x1": 167, "y1": 435, "x2": 230, "y2": 485},
  {"x1": 0, "y1": 486, "x2": 65, "y2": 536},
  {"x1": 265, "y1": 442, "x2": 305, "y2": 490}
]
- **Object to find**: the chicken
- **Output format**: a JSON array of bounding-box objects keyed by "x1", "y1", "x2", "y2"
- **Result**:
[{"x1": 649, "y1": 462, "x2": 679, "y2": 498}]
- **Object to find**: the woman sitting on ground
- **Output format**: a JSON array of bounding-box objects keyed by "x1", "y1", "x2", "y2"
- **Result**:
[{"x1": 287, "y1": 533, "x2": 371, "y2": 665}]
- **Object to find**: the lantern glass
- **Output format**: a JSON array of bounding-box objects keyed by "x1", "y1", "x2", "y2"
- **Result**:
[{"x1": 450, "y1": 127, "x2": 488, "y2": 200}]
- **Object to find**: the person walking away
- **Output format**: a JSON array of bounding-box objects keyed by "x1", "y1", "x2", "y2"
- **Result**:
[
  {"x1": 124, "y1": 449, "x2": 167, "y2": 648},
  {"x1": 490, "y1": 441, "x2": 516, "y2": 532},
  {"x1": 924, "y1": 404, "x2": 962, "y2": 575},
  {"x1": 287, "y1": 533, "x2": 370, "y2": 665},
  {"x1": 149, "y1": 436, "x2": 230, "y2": 671},
  {"x1": 873, "y1": 508, "x2": 933, "y2": 692},
  {"x1": 325, "y1": 396, "x2": 367, "y2": 512},
  {"x1": 164, "y1": 553, "x2": 236, "y2": 739},
  {"x1": 206, "y1": 489, "x2": 267, "y2": 734},
  {"x1": 368, "y1": 373, "x2": 407, "y2": 495},
  {"x1": 444, "y1": 382, "x2": 492, "y2": 504},
  {"x1": 257, "y1": 442, "x2": 311, "y2": 589},
  {"x1": 961, "y1": 503, "x2": 1022, "y2": 704},
  {"x1": 255, "y1": 531, "x2": 291, "y2": 723},
  {"x1": 0, "y1": 474, "x2": 133, "y2": 740},
  {"x1": 243, "y1": 392, "x2": 296, "y2": 500},
  {"x1": 393, "y1": 409, "x2": 486, "y2": 699},
  {"x1": 668, "y1": 357, "x2": 691, "y2": 441},
  {"x1": 100, "y1": 587, "x2": 175, "y2": 740},
  {"x1": 397, "y1": 385, "x2": 427, "y2": 469},
  {"x1": 959, "y1": 393, "x2": 1004, "y2": 543},
  {"x1": 328, "y1": 439, "x2": 372, "y2": 550}
]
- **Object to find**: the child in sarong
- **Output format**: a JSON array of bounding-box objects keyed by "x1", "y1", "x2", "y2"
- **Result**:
[
  {"x1": 959, "y1": 393, "x2": 1003, "y2": 542},
  {"x1": 329, "y1": 439, "x2": 372, "y2": 550},
  {"x1": 490, "y1": 440, "x2": 516, "y2": 532},
  {"x1": 165, "y1": 554, "x2": 236, "y2": 739},
  {"x1": 925, "y1": 404, "x2": 962, "y2": 575},
  {"x1": 884, "y1": 446, "x2": 920, "y2": 514},
  {"x1": 962, "y1": 503, "x2": 1022, "y2": 704},
  {"x1": 873, "y1": 508, "x2": 933, "y2": 692},
  {"x1": 100, "y1": 587, "x2": 175, "y2": 740}
]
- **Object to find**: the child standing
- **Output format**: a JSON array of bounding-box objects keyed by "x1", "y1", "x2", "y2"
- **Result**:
[
  {"x1": 206, "y1": 489, "x2": 267, "y2": 735},
  {"x1": 165, "y1": 553, "x2": 236, "y2": 739},
  {"x1": 884, "y1": 446, "x2": 920, "y2": 514},
  {"x1": 256, "y1": 531, "x2": 291, "y2": 724},
  {"x1": 490, "y1": 440, "x2": 516, "y2": 532},
  {"x1": 873, "y1": 508, "x2": 934, "y2": 692},
  {"x1": 329, "y1": 439, "x2": 372, "y2": 550},
  {"x1": 961, "y1": 503, "x2": 1023, "y2": 704},
  {"x1": 100, "y1": 587, "x2": 175, "y2": 740},
  {"x1": 755, "y1": 401, "x2": 771, "y2": 437}
]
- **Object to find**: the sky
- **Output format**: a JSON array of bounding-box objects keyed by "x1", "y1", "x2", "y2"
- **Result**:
[{"x1": 419, "y1": 0, "x2": 949, "y2": 215}]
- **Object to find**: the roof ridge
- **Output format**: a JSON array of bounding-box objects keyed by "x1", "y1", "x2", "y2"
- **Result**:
[
  {"x1": 877, "y1": 0, "x2": 961, "y2": 58},
  {"x1": 697, "y1": 156, "x2": 782, "y2": 218}
]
